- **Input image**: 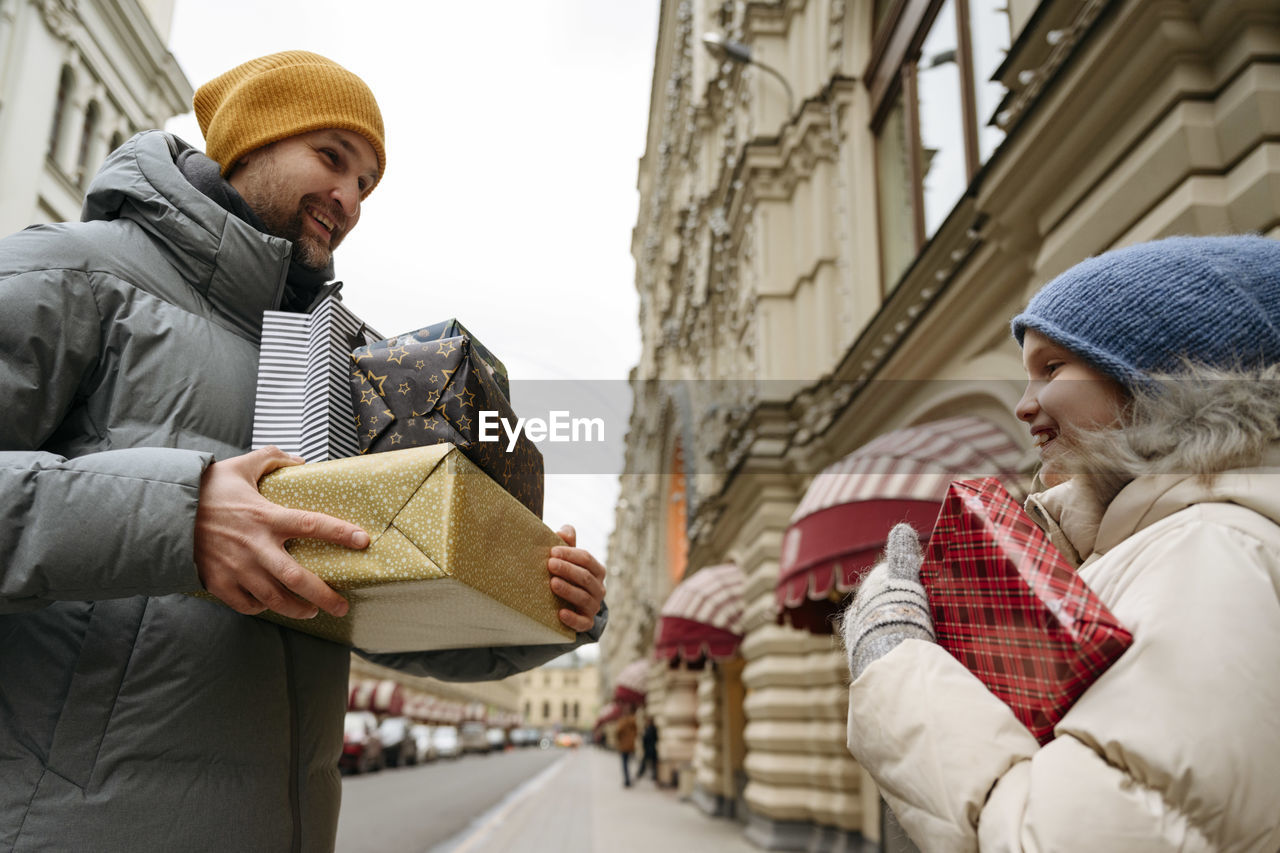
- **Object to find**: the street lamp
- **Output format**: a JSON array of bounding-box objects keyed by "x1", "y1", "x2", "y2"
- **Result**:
[{"x1": 701, "y1": 32, "x2": 795, "y2": 116}]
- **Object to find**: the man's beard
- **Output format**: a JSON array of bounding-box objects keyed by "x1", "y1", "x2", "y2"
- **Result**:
[{"x1": 256, "y1": 193, "x2": 339, "y2": 272}]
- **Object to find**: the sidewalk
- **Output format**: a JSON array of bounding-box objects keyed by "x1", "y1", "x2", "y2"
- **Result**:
[{"x1": 437, "y1": 746, "x2": 759, "y2": 853}]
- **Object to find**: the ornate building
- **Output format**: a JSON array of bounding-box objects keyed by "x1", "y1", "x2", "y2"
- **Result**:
[
  {"x1": 603, "y1": 0, "x2": 1280, "y2": 849},
  {"x1": 514, "y1": 650, "x2": 601, "y2": 731},
  {"x1": 0, "y1": 0, "x2": 191, "y2": 235}
]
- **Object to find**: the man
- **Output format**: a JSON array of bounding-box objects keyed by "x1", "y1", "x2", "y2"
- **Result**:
[
  {"x1": 637, "y1": 718, "x2": 659, "y2": 783},
  {"x1": 616, "y1": 708, "x2": 638, "y2": 788},
  {"x1": 0, "y1": 51, "x2": 606, "y2": 851}
]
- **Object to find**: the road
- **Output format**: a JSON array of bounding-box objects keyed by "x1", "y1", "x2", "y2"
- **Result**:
[{"x1": 336, "y1": 747, "x2": 564, "y2": 853}]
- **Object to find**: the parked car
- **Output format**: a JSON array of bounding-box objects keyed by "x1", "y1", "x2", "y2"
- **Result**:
[
  {"x1": 431, "y1": 725, "x2": 461, "y2": 759},
  {"x1": 485, "y1": 727, "x2": 507, "y2": 752},
  {"x1": 409, "y1": 723, "x2": 436, "y2": 764},
  {"x1": 510, "y1": 727, "x2": 540, "y2": 748},
  {"x1": 378, "y1": 716, "x2": 411, "y2": 768},
  {"x1": 341, "y1": 711, "x2": 384, "y2": 774},
  {"x1": 460, "y1": 721, "x2": 489, "y2": 755}
]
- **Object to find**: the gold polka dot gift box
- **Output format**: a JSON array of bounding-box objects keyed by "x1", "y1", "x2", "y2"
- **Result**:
[{"x1": 249, "y1": 443, "x2": 574, "y2": 652}]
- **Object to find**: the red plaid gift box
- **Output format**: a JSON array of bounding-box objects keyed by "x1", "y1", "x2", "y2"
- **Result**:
[{"x1": 920, "y1": 477, "x2": 1133, "y2": 744}]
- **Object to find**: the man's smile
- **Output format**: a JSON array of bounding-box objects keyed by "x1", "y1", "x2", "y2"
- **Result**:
[{"x1": 306, "y1": 205, "x2": 338, "y2": 240}]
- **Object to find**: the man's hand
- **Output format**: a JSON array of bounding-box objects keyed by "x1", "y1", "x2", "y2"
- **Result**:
[
  {"x1": 194, "y1": 446, "x2": 368, "y2": 620},
  {"x1": 548, "y1": 525, "x2": 606, "y2": 633}
]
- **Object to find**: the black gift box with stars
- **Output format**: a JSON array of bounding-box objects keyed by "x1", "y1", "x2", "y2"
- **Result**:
[{"x1": 347, "y1": 321, "x2": 544, "y2": 517}]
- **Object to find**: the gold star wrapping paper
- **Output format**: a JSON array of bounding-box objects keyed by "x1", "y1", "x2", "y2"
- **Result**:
[
  {"x1": 241, "y1": 444, "x2": 574, "y2": 652},
  {"x1": 349, "y1": 321, "x2": 543, "y2": 517}
]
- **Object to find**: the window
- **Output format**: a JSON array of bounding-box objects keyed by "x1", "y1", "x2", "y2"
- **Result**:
[
  {"x1": 77, "y1": 101, "x2": 100, "y2": 186},
  {"x1": 866, "y1": 0, "x2": 1012, "y2": 291},
  {"x1": 876, "y1": 90, "x2": 916, "y2": 289},
  {"x1": 916, "y1": 3, "x2": 967, "y2": 237},
  {"x1": 665, "y1": 439, "x2": 688, "y2": 585},
  {"x1": 47, "y1": 65, "x2": 75, "y2": 162},
  {"x1": 572, "y1": 702, "x2": 580, "y2": 721},
  {"x1": 968, "y1": 0, "x2": 1012, "y2": 162},
  {"x1": 542, "y1": 701, "x2": 551, "y2": 720},
  {"x1": 561, "y1": 701, "x2": 569, "y2": 720}
]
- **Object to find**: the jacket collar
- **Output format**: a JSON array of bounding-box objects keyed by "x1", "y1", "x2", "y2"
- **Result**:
[
  {"x1": 82, "y1": 131, "x2": 291, "y2": 340},
  {"x1": 1025, "y1": 481, "x2": 1102, "y2": 566},
  {"x1": 1094, "y1": 444, "x2": 1280, "y2": 553},
  {"x1": 1028, "y1": 443, "x2": 1280, "y2": 561}
]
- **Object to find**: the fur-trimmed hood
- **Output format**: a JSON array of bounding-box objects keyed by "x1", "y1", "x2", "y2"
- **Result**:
[
  {"x1": 1027, "y1": 364, "x2": 1280, "y2": 563},
  {"x1": 1078, "y1": 363, "x2": 1280, "y2": 482}
]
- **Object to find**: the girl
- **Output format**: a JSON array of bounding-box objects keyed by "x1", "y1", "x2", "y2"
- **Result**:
[{"x1": 842, "y1": 235, "x2": 1280, "y2": 851}]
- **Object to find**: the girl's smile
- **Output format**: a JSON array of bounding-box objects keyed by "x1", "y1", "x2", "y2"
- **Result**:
[{"x1": 1016, "y1": 329, "x2": 1128, "y2": 484}]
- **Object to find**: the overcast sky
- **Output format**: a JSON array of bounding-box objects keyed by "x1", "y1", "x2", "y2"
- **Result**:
[{"x1": 164, "y1": 1, "x2": 659, "y2": 579}]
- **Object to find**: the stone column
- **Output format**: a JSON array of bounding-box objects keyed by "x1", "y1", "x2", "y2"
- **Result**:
[
  {"x1": 693, "y1": 664, "x2": 724, "y2": 811},
  {"x1": 657, "y1": 663, "x2": 698, "y2": 792}
]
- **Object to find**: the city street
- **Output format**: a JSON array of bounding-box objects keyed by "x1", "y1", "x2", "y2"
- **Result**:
[
  {"x1": 336, "y1": 746, "x2": 759, "y2": 853},
  {"x1": 336, "y1": 747, "x2": 561, "y2": 852}
]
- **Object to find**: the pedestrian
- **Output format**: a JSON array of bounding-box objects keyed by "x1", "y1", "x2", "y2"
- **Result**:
[
  {"x1": 0, "y1": 51, "x2": 608, "y2": 852},
  {"x1": 841, "y1": 235, "x2": 1280, "y2": 851},
  {"x1": 637, "y1": 718, "x2": 659, "y2": 783},
  {"x1": 616, "y1": 708, "x2": 638, "y2": 787}
]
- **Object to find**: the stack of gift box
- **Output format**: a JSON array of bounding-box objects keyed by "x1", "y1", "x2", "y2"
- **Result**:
[{"x1": 245, "y1": 299, "x2": 572, "y2": 652}]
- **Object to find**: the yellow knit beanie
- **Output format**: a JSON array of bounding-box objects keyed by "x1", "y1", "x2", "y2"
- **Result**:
[{"x1": 194, "y1": 50, "x2": 386, "y2": 197}]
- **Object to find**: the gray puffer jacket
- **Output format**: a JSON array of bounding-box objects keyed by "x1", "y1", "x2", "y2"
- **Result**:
[{"x1": 0, "y1": 131, "x2": 604, "y2": 852}]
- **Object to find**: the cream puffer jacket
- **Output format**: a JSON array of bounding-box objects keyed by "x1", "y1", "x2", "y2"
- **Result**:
[{"x1": 846, "y1": 377, "x2": 1280, "y2": 852}]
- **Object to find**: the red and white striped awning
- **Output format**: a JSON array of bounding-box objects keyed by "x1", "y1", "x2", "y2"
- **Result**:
[
  {"x1": 371, "y1": 679, "x2": 406, "y2": 715},
  {"x1": 776, "y1": 416, "x2": 1024, "y2": 633},
  {"x1": 348, "y1": 679, "x2": 377, "y2": 711},
  {"x1": 613, "y1": 659, "x2": 651, "y2": 706},
  {"x1": 654, "y1": 564, "x2": 744, "y2": 663},
  {"x1": 595, "y1": 701, "x2": 624, "y2": 728}
]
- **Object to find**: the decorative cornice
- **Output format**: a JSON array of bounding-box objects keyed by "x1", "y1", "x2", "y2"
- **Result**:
[
  {"x1": 37, "y1": 0, "x2": 78, "y2": 41},
  {"x1": 992, "y1": 0, "x2": 1112, "y2": 134},
  {"x1": 743, "y1": 0, "x2": 807, "y2": 37}
]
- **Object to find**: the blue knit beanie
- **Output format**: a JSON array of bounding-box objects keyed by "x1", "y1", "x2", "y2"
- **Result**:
[{"x1": 1011, "y1": 235, "x2": 1280, "y2": 387}]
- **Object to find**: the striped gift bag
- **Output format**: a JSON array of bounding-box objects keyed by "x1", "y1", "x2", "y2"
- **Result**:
[{"x1": 252, "y1": 296, "x2": 380, "y2": 462}]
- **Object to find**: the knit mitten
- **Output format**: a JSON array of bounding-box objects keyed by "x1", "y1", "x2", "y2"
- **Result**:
[{"x1": 842, "y1": 523, "x2": 936, "y2": 681}]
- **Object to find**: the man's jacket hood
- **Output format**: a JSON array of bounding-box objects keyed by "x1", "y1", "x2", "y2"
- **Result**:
[{"x1": 82, "y1": 131, "x2": 292, "y2": 339}]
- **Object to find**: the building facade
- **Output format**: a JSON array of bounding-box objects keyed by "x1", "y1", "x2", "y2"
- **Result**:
[
  {"x1": 515, "y1": 651, "x2": 601, "y2": 731},
  {"x1": 0, "y1": 0, "x2": 191, "y2": 236},
  {"x1": 603, "y1": 0, "x2": 1280, "y2": 849}
]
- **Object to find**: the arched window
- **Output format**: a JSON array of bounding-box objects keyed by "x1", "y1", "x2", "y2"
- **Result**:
[
  {"x1": 77, "y1": 101, "x2": 100, "y2": 185},
  {"x1": 47, "y1": 65, "x2": 75, "y2": 161},
  {"x1": 665, "y1": 438, "x2": 688, "y2": 586}
]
